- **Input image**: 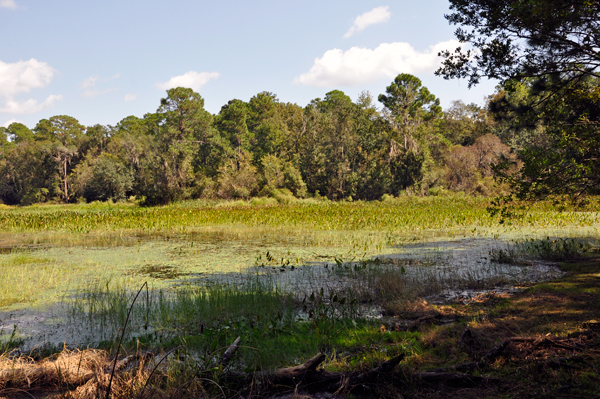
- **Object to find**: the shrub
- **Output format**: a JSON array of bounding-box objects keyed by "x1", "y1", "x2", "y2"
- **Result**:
[
  {"x1": 217, "y1": 153, "x2": 259, "y2": 199},
  {"x1": 74, "y1": 154, "x2": 134, "y2": 202}
]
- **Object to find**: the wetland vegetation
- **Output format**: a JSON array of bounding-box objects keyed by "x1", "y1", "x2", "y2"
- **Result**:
[
  {"x1": 2, "y1": 0, "x2": 600, "y2": 395},
  {"x1": 0, "y1": 197, "x2": 599, "y2": 398}
]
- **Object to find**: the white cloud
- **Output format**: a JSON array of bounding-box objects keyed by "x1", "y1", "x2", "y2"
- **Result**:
[
  {"x1": 157, "y1": 71, "x2": 220, "y2": 91},
  {"x1": 80, "y1": 75, "x2": 120, "y2": 97},
  {"x1": 0, "y1": 58, "x2": 56, "y2": 98},
  {"x1": 82, "y1": 88, "x2": 116, "y2": 98},
  {"x1": 0, "y1": 0, "x2": 17, "y2": 9},
  {"x1": 344, "y1": 6, "x2": 391, "y2": 38},
  {"x1": 124, "y1": 94, "x2": 136, "y2": 102},
  {"x1": 294, "y1": 40, "x2": 462, "y2": 87},
  {"x1": 0, "y1": 94, "x2": 63, "y2": 115},
  {"x1": 2, "y1": 119, "x2": 22, "y2": 128},
  {"x1": 0, "y1": 58, "x2": 61, "y2": 115},
  {"x1": 80, "y1": 76, "x2": 98, "y2": 89}
]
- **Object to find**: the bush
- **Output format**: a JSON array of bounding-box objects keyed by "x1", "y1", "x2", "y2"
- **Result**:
[
  {"x1": 260, "y1": 154, "x2": 307, "y2": 198},
  {"x1": 445, "y1": 134, "x2": 512, "y2": 194},
  {"x1": 74, "y1": 154, "x2": 134, "y2": 202},
  {"x1": 217, "y1": 153, "x2": 259, "y2": 199}
]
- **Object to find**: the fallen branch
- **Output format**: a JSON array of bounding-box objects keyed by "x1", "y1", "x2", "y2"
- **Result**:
[
  {"x1": 225, "y1": 352, "x2": 406, "y2": 395},
  {"x1": 221, "y1": 337, "x2": 241, "y2": 368},
  {"x1": 482, "y1": 339, "x2": 511, "y2": 364},
  {"x1": 256, "y1": 352, "x2": 326, "y2": 383}
]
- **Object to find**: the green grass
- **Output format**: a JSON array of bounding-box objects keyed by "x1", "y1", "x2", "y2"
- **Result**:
[
  {"x1": 0, "y1": 253, "x2": 68, "y2": 307},
  {"x1": 489, "y1": 236, "x2": 600, "y2": 264},
  {"x1": 0, "y1": 197, "x2": 598, "y2": 311},
  {"x1": 1, "y1": 198, "x2": 599, "y2": 398},
  {"x1": 67, "y1": 276, "x2": 410, "y2": 372},
  {"x1": 1, "y1": 196, "x2": 598, "y2": 235}
]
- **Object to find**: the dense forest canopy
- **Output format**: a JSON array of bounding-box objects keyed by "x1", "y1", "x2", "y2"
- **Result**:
[
  {"x1": 2, "y1": 2, "x2": 599, "y2": 207},
  {"x1": 0, "y1": 74, "x2": 519, "y2": 206}
]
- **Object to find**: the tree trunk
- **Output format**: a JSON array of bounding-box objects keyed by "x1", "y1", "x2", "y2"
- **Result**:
[{"x1": 63, "y1": 158, "x2": 69, "y2": 202}]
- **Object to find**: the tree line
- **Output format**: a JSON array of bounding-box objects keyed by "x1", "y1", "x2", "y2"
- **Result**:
[
  {"x1": 3, "y1": 1, "x2": 599, "y2": 207},
  {"x1": 0, "y1": 73, "x2": 551, "y2": 206}
]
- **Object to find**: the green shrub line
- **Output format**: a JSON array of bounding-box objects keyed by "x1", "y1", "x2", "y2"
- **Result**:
[{"x1": 1, "y1": 196, "x2": 599, "y2": 235}]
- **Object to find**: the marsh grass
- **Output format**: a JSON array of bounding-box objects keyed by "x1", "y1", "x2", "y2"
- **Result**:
[
  {"x1": 0, "y1": 196, "x2": 600, "y2": 308},
  {"x1": 66, "y1": 275, "x2": 392, "y2": 372},
  {"x1": 1, "y1": 197, "x2": 599, "y2": 373},
  {"x1": 0, "y1": 252, "x2": 70, "y2": 307},
  {"x1": 489, "y1": 236, "x2": 600, "y2": 264},
  {"x1": 0, "y1": 324, "x2": 23, "y2": 354},
  {"x1": 1, "y1": 196, "x2": 598, "y2": 236},
  {"x1": 60, "y1": 240, "x2": 567, "y2": 372}
]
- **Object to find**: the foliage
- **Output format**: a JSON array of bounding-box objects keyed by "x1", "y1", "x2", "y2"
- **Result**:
[
  {"x1": 441, "y1": 100, "x2": 493, "y2": 146},
  {"x1": 74, "y1": 154, "x2": 134, "y2": 202},
  {"x1": 0, "y1": 140, "x2": 54, "y2": 205},
  {"x1": 439, "y1": 0, "x2": 600, "y2": 204},
  {"x1": 437, "y1": 0, "x2": 600, "y2": 86},
  {"x1": 216, "y1": 152, "x2": 259, "y2": 199},
  {"x1": 259, "y1": 154, "x2": 307, "y2": 197},
  {"x1": 379, "y1": 74, "x2": 443, "y2": 194},
  {"x1": 445, "y1": 134, "x2": 513, "y2": 195},
  {"x1": 147, "y1": 88, "x2": 216, "y2": 204},
  {"x1": 0, "y1": 72, "x2": 541, "y2": 206},
  {"x1": 491, "y1": 77, "x2": 600, "y2": 204},
  {"x1": 2, "y1": 122, "x2": 34, "y2": 143},
  {"x1": 34, "y1": 116, "x2": 86, "y2": 202}
]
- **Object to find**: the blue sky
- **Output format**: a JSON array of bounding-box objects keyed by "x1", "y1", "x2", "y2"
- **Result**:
[{"x1": 1, "y1": 0, "x2": 497, "y2": 128}]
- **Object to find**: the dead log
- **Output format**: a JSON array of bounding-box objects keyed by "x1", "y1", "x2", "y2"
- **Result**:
[
  {"x1": 481, "y1": 339, "x2": 510, "y2": 364},
  {"x1": 326, "y1": 353, "x2": 406, "y2": 391},
  {"x1": 353, "y1": 353, "x2": 405, "y2": 382},
  {"x1": 228, "y1": 352, "x2": 405, "y2": 394},
  {"x1": 546, "y1": 359, "x2": 582, "y2": 370},
  {"x1": 387, "y1": 314, "x2": 454, "y2": 332},
  {"x1": 221, "y1": 336, "x2": 241, "y2": 368},
  {"x1": 544, "y1": 338, "x2": 579, "y2": 351},
  {"x1": 257, "y1": 353, "x2": 326, "y2": 383},
  {"x1": 432, "y1": 337, "x2": 514, "y2": 373}
]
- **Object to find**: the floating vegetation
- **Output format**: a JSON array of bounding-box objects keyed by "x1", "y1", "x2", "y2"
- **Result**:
[
  {"x1": 132, "y1": 265, "x2": 189, "y2": 280},
  {"x1": 0, "y1": 198, "x2": 598, "y2": 356}
]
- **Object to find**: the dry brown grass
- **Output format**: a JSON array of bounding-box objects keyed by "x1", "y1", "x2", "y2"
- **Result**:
[
  {"x1": 0, "y1": 348, "x2": 166, "y2": 399},
  {"x1": 0, "y1": 349, "x2": 105, "y2": 392}
]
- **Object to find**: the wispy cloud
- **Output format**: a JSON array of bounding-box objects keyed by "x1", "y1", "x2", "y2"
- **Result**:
[
  {"x1": 80, "y1": 77, "x2": 98, "y2": 89},
  {"x1": 295, "y1": 40, "x2": 462, "y2": 87},
  {"x1": 0, "y1": 95, "x2": 63, "y2": 115},
  {"x1": 124, "y1": 94, "x2": 137, "y2": 102},
  {"x1": 82, "y1": 88, "x2": 116, "y2": 98},
  {"x1": 0, "y1": 0, "x2": 17, "y2": 10},
  {"x1": 344, "y1": 6, "x2": 391, "y2": 38},
  {"x1": 80, "y1": 74, "x2": 120, "y2": 97},
  {"x1": 157, "y1": 71, "x2": 220, "y2": 91}
]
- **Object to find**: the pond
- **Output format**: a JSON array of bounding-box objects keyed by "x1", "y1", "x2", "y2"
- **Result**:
[{"x1": 0, "y1": 231, "x2": 566, "y2": 352}]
